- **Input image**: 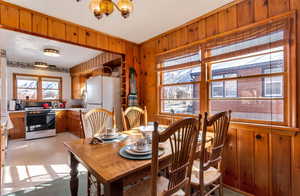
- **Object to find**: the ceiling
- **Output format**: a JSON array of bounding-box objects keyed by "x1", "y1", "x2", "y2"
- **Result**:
[
  {"x1": 4, "y1": 0, "x2": 234, "y2": 43},
  {"x1": 0, "y1": 29, "x2": 102, "y2": 68}
]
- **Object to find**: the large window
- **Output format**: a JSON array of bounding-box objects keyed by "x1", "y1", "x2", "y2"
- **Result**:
[
  {"x1": 208, "y1": 31, "x2": 286, "y2": 123},
  {"x1": 14, "y1": 74, "x2": 62, "y2": 101},
  {"x1": 157, "y1": 20, "x2": 292, "y2": 125},
  {"x1": 158, "y1": 49, "x2": 201, "y2": 115}
]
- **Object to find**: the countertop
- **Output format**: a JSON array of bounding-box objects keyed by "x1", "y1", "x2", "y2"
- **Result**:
[{"x1": 8, "y1": 108, "x2": 87, "y2": 113}]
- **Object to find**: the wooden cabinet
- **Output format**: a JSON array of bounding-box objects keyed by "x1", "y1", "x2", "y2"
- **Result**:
[
  {"x1": 78, "y1": 28, "x2": 87, "y2": 45},
  {"x1": 48, "y1": 19, "x2": 66, "y2": 40},
  {"x1": 32, "y1": 14, "x2": 48, "y2": 36},
  {"x1": 86, "y1": 30, "x2": 97, "y2": 48},
  {"x1": 67, "y1": 111, "x2": 84, "y2": 138},
  {"x1": 0, "y1": 4, "x2": 19, "y2": 28},
  {"x1": 19, "y1": 10, "x2": 32, "y2": 32},
  {"x1": 66, "y1": 24, "x2": 78, "y2": 43},
  {"x1": 71, "y1": 76, "x2": 86, "y2": 99},
  {"x1": 9, "y1": 112, "x2": 25, "y2": 139},
  {"x1": 55, "y1": 110, "x2": 68, "y2": 133}
]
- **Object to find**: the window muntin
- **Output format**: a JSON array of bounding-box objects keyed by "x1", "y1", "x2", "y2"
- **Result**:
[{"x1": 16, "y1": 76, "x2": 38, "y2": 100}]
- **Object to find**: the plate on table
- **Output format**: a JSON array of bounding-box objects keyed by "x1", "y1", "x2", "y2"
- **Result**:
[
  {"x1": 119, "y1": 145, "x2": 165, "y2": 160},
  {"x1": 125, "y1": 144, "x2": 152, "y2": 156},
  {"x1": 100, "y1": 133, "x2": 121, "y2": 140}
]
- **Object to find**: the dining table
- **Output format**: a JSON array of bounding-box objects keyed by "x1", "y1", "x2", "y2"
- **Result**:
[{"x1": 64, "y1": 128, "x2": 214, "y2": 196}]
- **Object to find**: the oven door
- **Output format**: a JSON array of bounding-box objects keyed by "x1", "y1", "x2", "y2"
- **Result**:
[{"x1": 26, "y1": 110, "x2": 56, "y2": 132}]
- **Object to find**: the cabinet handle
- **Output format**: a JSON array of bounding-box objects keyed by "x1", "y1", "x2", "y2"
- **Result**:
[{"x1": 256, "y1": 134, "x2": 262, "y2": 140}]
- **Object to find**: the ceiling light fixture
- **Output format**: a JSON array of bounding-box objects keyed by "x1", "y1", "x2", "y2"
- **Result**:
[
  {"x1": 43, "y1": 48, "x2": 60, "y2": 57},
  {"x1": 78, "y1": 0, "x2": 133, "y2": 20},
  {"x1": 34, "y1": 62, "x2": 48, "y2": 68}
]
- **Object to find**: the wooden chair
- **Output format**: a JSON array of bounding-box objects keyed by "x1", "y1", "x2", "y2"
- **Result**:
[
  {"x1": 190, "y1": 111, "x2": 231, "y2": 196},
  {"x1": 80, "y1": 108, "x2": 116, "y2": 196},
  {"x1": 122, "y1": 106, "x2": 147, "y2": 131},
  {"x1": 124, "y1": 115, "x2": 202, "y2": 196},
  {"x1": 80, "y1": 108, "x2": 116, "y2": 138}
]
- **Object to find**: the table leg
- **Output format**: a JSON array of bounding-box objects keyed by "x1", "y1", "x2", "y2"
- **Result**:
[
  {"x1": 104, "y1": 180, "x2": 123, "y2": 196},
  {"x1": 70, "y1": 152, "x2": 79, "y2": 196}
]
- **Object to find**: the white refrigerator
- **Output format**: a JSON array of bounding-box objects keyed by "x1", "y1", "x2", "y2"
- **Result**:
[{"x1": 86, "y1": 76, "x2": 122, "y2": 129}]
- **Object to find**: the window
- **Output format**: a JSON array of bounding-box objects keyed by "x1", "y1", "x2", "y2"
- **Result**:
[
  {"x1": 158, "y1": 49, "x2": 201, "y2": 115},
  {"x1": 156, "y1": 19, "x2": 292, "y2": 125},
  {"x1": 42, "y1": 78, "x2": 61, "y2": 100},
  {"x1": 14, "y1": 74, "x2": 62, "y2": 101},
  {"x1": 15, "y1": 76, "x2": 38, "y2": 100},
  {"x1": 211, "y1": 74, "x2": 237, "y2": 98},
  {"x1": 208, "y1": 37, "x2": 286, "y2": 122},
  {"x1": 263, "y1": 67, "x2": 283, "y2": 97}
]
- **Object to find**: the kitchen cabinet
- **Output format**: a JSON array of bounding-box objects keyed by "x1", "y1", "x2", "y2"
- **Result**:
[
  {"x1": 66, "y1": 24, "x2": 78, "y2": 43},
  {"x1": 71, "y1": 76, "x2": 87, "y2": 99},
  {"x1": 67, "y1": 111, "x2": 84, "y2": 138},
  {"x1": 19, "y1": 10, "x2": 32, "y2": 32},
  {"x1": 0, "y1": 4, "x2": 19, "y2": 28},
  {"x1": 9, "y1": 112, "x2": 25, "y2": 139},
  {"x1": 32, "y1": 14, "x2": 48, "y2": 36},
  {"x1": 48, "y1": 18, "x2": 66, "y2": 40},
  {"x1": 55, "y1": 110, "x2": 68, "y2": 133},
  {"x1": 0, "y1": 127, "x2": 6, "y2": 187}
]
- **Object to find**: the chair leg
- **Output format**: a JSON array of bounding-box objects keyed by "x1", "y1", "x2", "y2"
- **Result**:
[
  {"x1": 218, "y1": 178, "x2": 223, "y2": 196},
  {"x1": 87, "y1": 172, "x2": 91, "y2": 196}
]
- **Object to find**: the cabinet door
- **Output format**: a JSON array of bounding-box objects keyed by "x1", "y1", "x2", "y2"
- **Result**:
[
  {"x1": 0, "y1": 4, "x2": 19, "y2": 28},
  {"x1": 32, "y1": 14, "x2": 48, "y2": 36},
  {"x1": 86, "y1": 30, "x2": 97, "y2": 48},
  {"x1": 78, "y1": 28, "x2": 86, "y2": 45},
  {"x1": 48, "y1": 19, "x2": 66, "y2": 40},
  {"x1": 55, "y1": 111, "x2": 67, "y2": 133},
  {"x1": 66, "y1": 24, "x2": 78, "y2": 43},
  {"x1": 254, "y1": 132, "x2": 269, "y2": 196},
  {"x1": 71, "y1": 76, "x2": 81, "y2": 99},
  {"x1": 20, "y1": 10, "x2": 32, "y2": 32}
]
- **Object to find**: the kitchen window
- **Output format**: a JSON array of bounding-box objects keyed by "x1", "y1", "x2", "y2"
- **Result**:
[
  {"x1": 14, "y1": 74, "x2": 62, "y2": 101},
  {"x1": 15, "y1": 75, "x2": 38, "y2": 100}
]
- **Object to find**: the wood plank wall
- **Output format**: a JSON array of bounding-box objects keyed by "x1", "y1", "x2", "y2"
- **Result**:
[
  {"x1": 70, "y1": 52, "x2": 121, "y2": 76},
  {"x1": 139, "y1": 0, "x2": 300, "y2": 196}
]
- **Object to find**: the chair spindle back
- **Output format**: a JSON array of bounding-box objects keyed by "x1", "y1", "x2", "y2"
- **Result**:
[
  {"x1": 122, "y1": 106, "x2": 147, "y2": 131},
  {"x1": 151, "y1": 115, "x2": 201, "y2": 196}
]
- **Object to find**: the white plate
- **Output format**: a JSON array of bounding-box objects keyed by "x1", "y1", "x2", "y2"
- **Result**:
[
  {"x1": 100, "y1": 133, "x2": 120, "y2": 140},
  {"x1": 137, "y1": 126, "x2": 166, "y2": 132},
  {"x1": 125, "y1": 145, "x2": 152, "y2": 156}
]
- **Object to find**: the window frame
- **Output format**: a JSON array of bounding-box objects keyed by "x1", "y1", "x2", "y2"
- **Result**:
[
  {"x1": 206, "y1": 40, "x2": 288, "y2": 126},
  {"x1": 157, "y1": 50, "x2": 202, "y2": 116},
  {"x1": 13, "y1": 73, "x2": 62, "y2": 101}
]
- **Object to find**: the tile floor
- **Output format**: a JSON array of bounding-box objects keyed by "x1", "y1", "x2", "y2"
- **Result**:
[
  {"x1": 2, "y1": 132, "x2": 86, "y2": 195},
  {"x1": 2, "y1": 132, "x2": 244, "y2": 196}
]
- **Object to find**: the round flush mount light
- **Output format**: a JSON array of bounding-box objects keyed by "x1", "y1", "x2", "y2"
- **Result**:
[
  {"x1": 43, "y1": 48, "x2": 60, "y2": 57},
  {"x1": 34, "y1": 62, "x2": 48, "y2": 68}
]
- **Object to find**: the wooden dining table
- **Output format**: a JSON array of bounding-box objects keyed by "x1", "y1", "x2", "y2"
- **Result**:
[{"x1": 64, "y1": 130, "x2": 213, "y2": 196}]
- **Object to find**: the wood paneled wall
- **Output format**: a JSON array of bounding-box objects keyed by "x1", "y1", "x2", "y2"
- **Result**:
[
  {"x1": 139, "y1": 0, "x2": 300, "y2": 196},
  {"x1": 70, "y1": 52, "x2": 121, "y2": 76}
]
